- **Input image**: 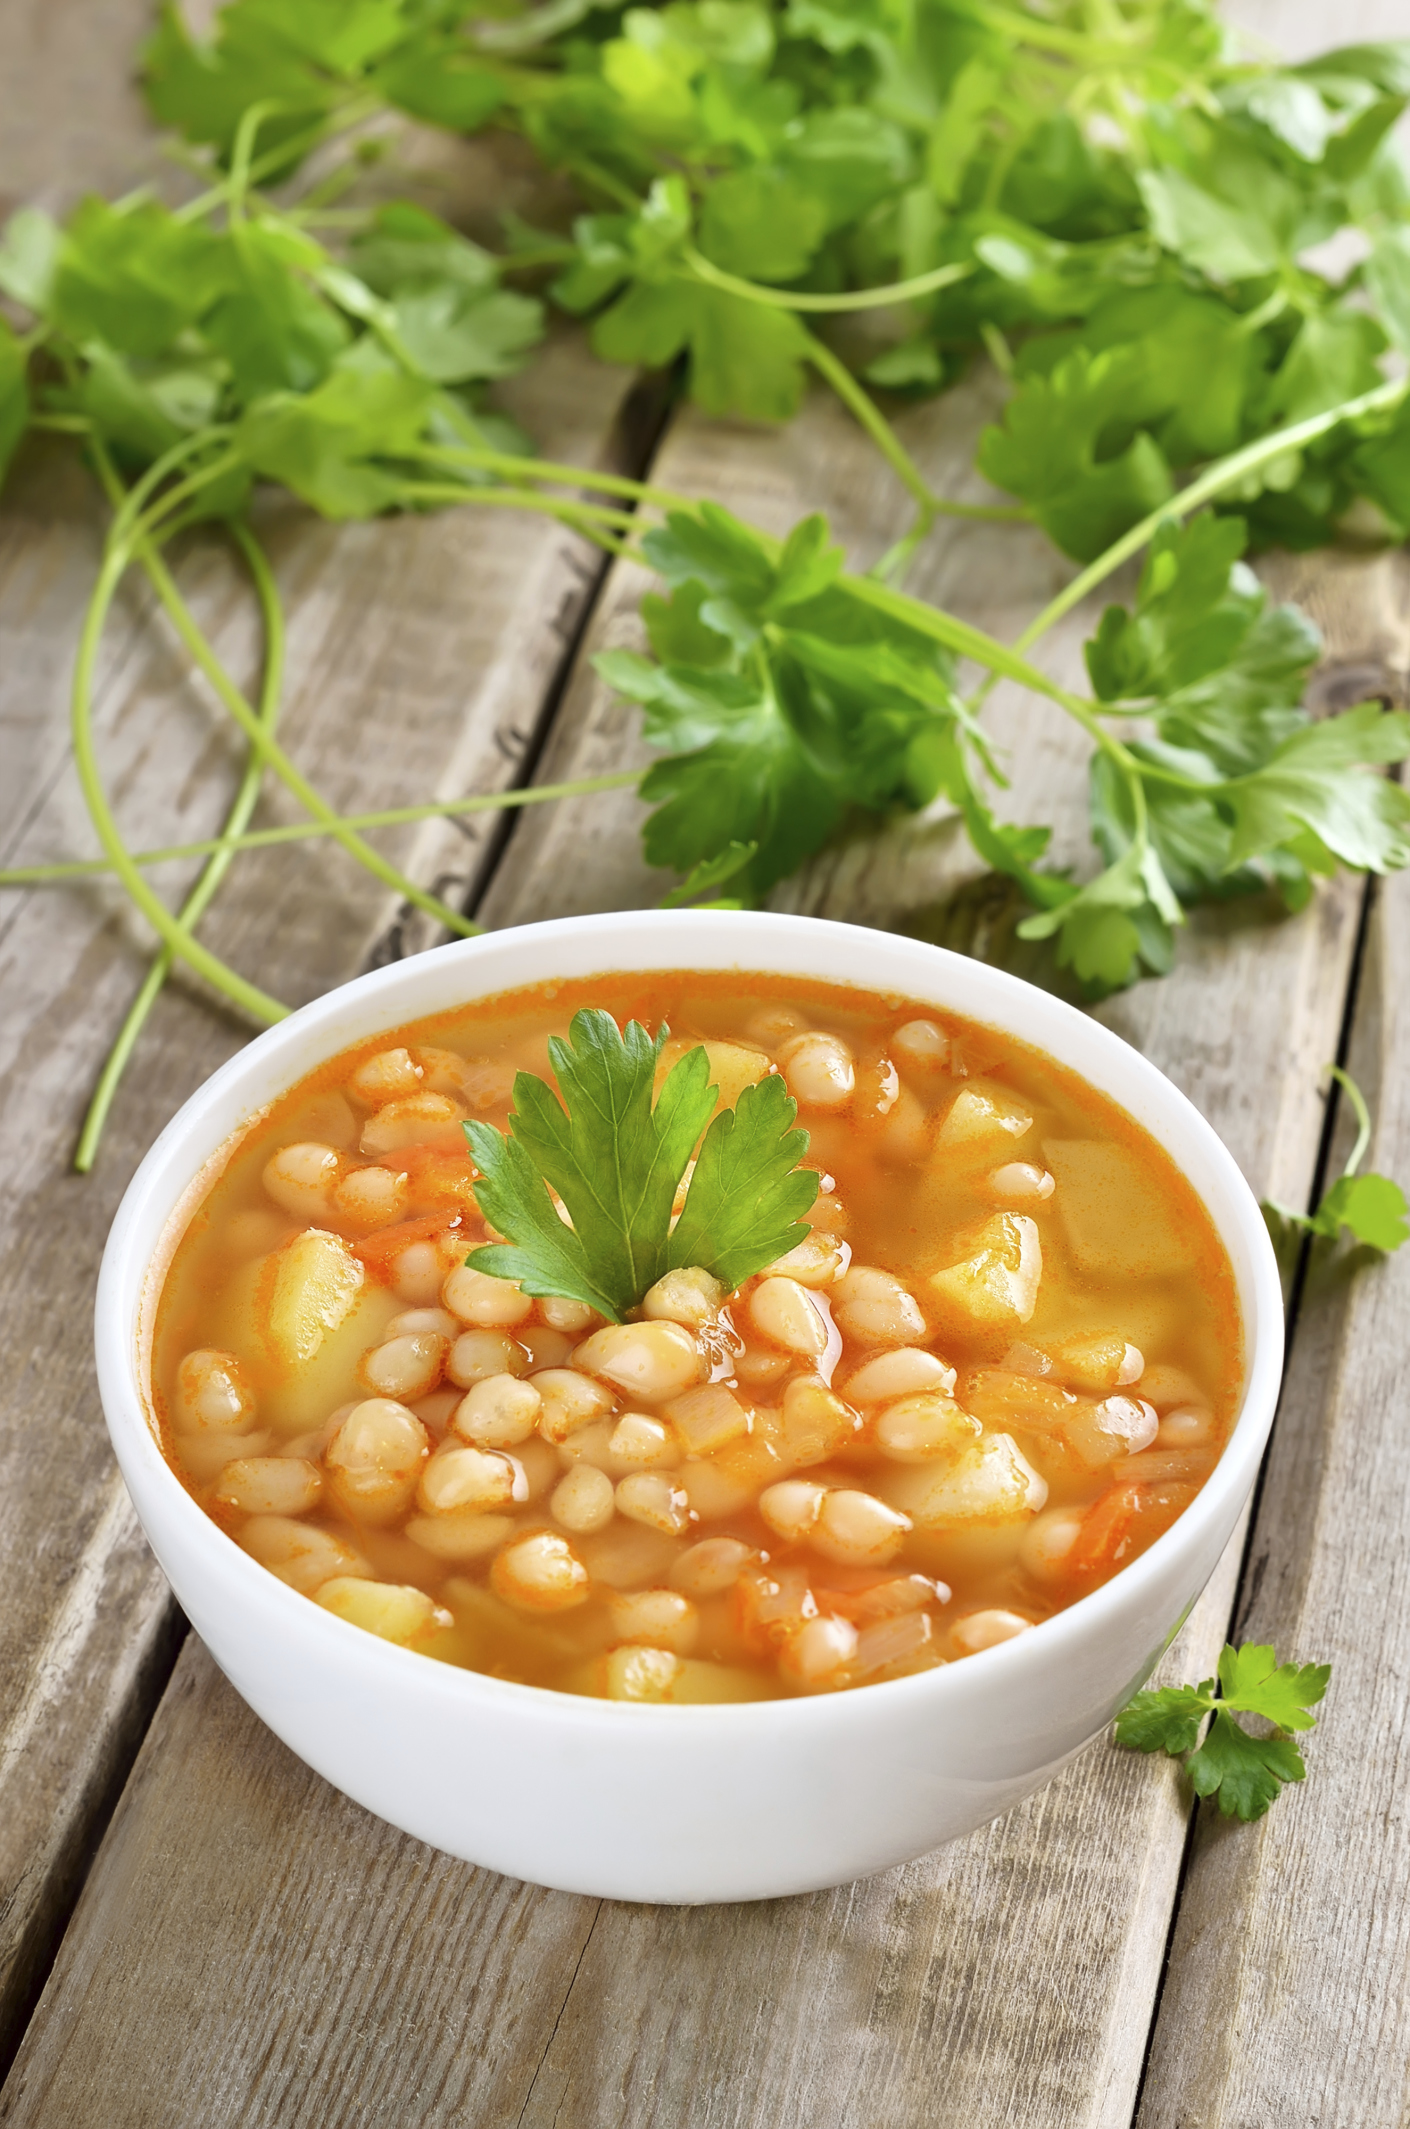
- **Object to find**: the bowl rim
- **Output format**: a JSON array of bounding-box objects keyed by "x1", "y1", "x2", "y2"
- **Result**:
[{"x1": 96, "y1": 908, "x2": 1285, "y2": 1732}]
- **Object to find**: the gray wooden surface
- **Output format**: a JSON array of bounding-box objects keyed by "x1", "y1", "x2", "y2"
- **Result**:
[{"x1": 2, "y1": 0, "x2": 1410, "y2": 2122}]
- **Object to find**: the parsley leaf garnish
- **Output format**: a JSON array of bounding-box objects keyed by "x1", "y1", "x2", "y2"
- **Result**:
[
  {"x1": 1264, "y1": 1066, "x2": 1410, "y2": 1254},
  {"x1": 464, "y1": 1008, "x2": 818, "y2": 1320},
  {"x1": 1115, "y1": 1643, "x2": 1331, "y2": 1820}
]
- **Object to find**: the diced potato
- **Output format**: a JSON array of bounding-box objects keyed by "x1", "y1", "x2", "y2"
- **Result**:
[
  {"x1": 664, "y1": 1381, "x2": 752, "y2": 1456},
  {"x1": 258, "y1": 1228, "x2": 365, "y2": 1370},
  {"x1": 776, "y1": 1375, "x2": 858, "y2": 1467},
  {"x1": 934, "y1": 1081, "x2": 1033, "y2": 1162},
  {"x1": 875, "y1": 1391, "x2": 981, "y2": 1463},
  {"x1": 314, "y1": 1577, "x2": 450, "y2": 1644},
  {"x1": 1042, "y1": 1140, "x2": 1194, "y2": 1278},
  {"x1": 881, "y1": 1432, "x2": 1048, "y2": 1527},
  {"x1": 1062, "y1": 1395, "x2": 1159, "y2": 1470},
  {"x1": 1052, "y1": 1332, "x2": 1143, "y2": 1393},
  {"x1": 928, "y1": 1214, "x2": 1042, "y2": 1330},
  {"x1": 655, "y1": 1036, "x2": 771, "y2": 1116}
]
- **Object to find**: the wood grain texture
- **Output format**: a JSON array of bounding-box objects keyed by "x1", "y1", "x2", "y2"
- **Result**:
[
  {"x1": 1135, "y1": 905, "x2": 1410, "y2": 2128},
  {"x1": 0, "y1": 49, "x2": 645, "y2": 2068},
  {"x1": 0, "y1": 378, "x2": 1376, "y2": 2129}
]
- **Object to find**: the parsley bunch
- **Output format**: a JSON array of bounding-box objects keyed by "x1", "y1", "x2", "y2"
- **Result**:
[
  {"x1": 147, "y1": 0, "x2": 1410, "y2": 564},
  {"x1": 1116, "y1": 1643, "x2": 1331, "y2": 1821},
  {"x1": 466, "y1": 1007, "x2": 819, "y2": 1318}
]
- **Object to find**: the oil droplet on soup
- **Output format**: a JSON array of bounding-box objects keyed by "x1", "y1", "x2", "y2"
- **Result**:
[{"x1": 152, "y1": 974, "x2": 1242, "y2": 1703}]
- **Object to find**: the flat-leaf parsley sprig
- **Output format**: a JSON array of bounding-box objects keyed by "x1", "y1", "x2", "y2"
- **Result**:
[
  {"x1": 464, "y1": 1007, "x2": 820, "y2": 1321},
  {"x1": 1115, "y1": 1642, "x2": 1331, "y2": 1821},
  {"x1": 1264, "y1": 1066, "x2": 1410, "y2": 1255}
]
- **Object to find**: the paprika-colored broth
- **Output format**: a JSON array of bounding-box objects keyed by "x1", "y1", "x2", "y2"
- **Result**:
[{"x1": 152, "y1": 971, "x2": 1241, "y2": 1703}]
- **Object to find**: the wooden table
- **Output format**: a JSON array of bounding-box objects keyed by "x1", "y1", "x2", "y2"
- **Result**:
[{"x1": 2, "y1": 4, "x2": 1408, "y2": 2122}]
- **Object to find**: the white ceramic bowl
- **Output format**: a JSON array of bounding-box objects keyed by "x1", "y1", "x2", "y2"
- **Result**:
[{"x1": 96, "y1": 911, "x2": 1283, "y2": 1903}]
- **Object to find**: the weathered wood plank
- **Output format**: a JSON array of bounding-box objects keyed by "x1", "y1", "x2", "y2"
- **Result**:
[
  {"x1": 0, "y1": 371, "x2": 1376, "y2": 2128},
  {"x1": 1136, "y1": 871, "x2": 1410, "y2": 2126},
  {"x1": 0, "y1": 23, "x2": 647, "y2": 2067}
]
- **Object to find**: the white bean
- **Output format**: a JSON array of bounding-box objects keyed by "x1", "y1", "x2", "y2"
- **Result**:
[
  {"x1": 950, "y1": 1609, "x2": 1033, "y2": 1656},
  {"x1": 669, "y1": 1536, "x2": 757, "y2": 1598},
  {"x1": 325, "y1": 1398, "x2": 430, "y2": 1523},
  {"x1": 239, "y1": 1515, "x2": 369, "y2": 1593},
  {"x1": 843, "y1": 1347, "x2": 955, "y2": 1403},
  {"x1": 574, "y1": 1321, "x2": 703, "y2": 1402},
  {"x1": 348, "y1": 1047, "x2": 424, "y2": 1106},
  {"x1": 175, "y1": 1348, "x2": 256, "y2": 1432},
  {"x1": 606, "y1": 1588, "x2": 699, "y2": 1655},
  {"x1": 262, "y1": 1142, "x2": 341, "y2": 1221},
  {"x1": 417, "y1": 1444, "x2": 519, "y2": 1516},
  {"x1": 987, "y1": 1161, "x2": 1055, "y2": 1204},
  {"x1": 491, "y1": 1530, "x2": 591, "y2": 1611},
  {"x1": 1018, "y1": 1506, "x2": 1085, "y2": 1583},
  {"x1": 213, "y1": 1457, "x2": 322, "y2": 1516},
  {"x1": 534, "y1": 1368, "x2": 617, "y2": 1443},
  {"x1": 1157, "y1": 1404, "x2": 1214, "y2": 1448},
  {"x1": 608, "y1": 1412, "x2": 681, "y2": 1467},
  {"x1": 518, "y1": 1326, "x2": 574, "y2": 1370},
  {"x1": 447, "y1": 1329, "x2": 530, "y2": 1387},
  {"x1": 831, "y1": 1266, "x2": 926, "y2": 1347},
  {"x1": 615, "y1": 1471, "x2": 691, "y2": 1535},
  {"x1": 603, "y1": 1646, "x2": 682, "y2": 1701},
  {"x1": 642, "y1": 1265, "x2": 725, "y2": 1329},
  {"x1": 748, "y1": 1276, "x2": 829, "y2": 1356},
  {"x1": 551, "y1": 1462, "x2": 616, "y2": 1533},
  {"x1": 539, "y1": 1294, "x2": 602, "y2": 1334},
  {"x1": 387, "y1": 1306, "x2": 459, "y2": 1339},
  {"x1": 876, "y1": 1391, "x2": 980, "y2": 1464},
  {"x1": 405, "y1": 1511, "x2": 517, "y2": 1561},
  {"x1": 779, "y1": 1031, "x2": 855, "y2": 1108},
  {"x1": 357, "y1": 1330, "x2": 447, "y2": 1402},
  {"x1": 812, "y1": 1489, "x2": 911, "y2": 1566},
  {"x1": 891, "y1": 1019, "x2": 949, "y2": 1070},
  {"x1": 390, "y1": 1241, "x2": 448, "y2": 1306},
  {"x1": 441, "y1": 1263, "x2": 534, "y2": 1327},
  {"x1": 332, "y1": 1165, "x2": 409, "y2": 1229},
  {"x1": 760, "y1": 1232, "x2": 847, "y2": 1289},
  {"x1": 780, "y1": 1614, "x2": 858, "y2": 1686},
  {"x1": 359, "y1": 1092, "x2": 465, "y2": 1158},
  {"x1": 759, "y1": 1478, "x2": 827, "y2": 1543},
  {"x1": 453, "y1": 1373, "x2": 542, "y2": 1447}
]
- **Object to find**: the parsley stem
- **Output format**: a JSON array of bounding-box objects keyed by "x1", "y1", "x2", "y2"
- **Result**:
[
  {"x1": 126, "y1": 526, "x2": 481, "y2": 944},
  {"x1": 1327, "y1": 1064, "x2": 1373, "y2": 1179},
  {"x1": 1014, "y1": 373, "x2": 1410, "y2": 654},
  {"x1": 73, "y1": 494, "x2": 288, "y2": 1171},
  {"x1": 801, "y1": 332, "x2": 1024, "y2": 526},
  {"x1": 0, "y1": 772, "x2": 642, "y2": 887},
  {"x1": 171, "y1": 99, "x2": 379, "y2": 225},
  {"x1": 395, "y1": 482, "x2": 637, "y2": 555},
  {"x1": 682, "y1": 246, "x2": 976, "y2": 315},
  {"x1": 414, "y1": 443, "x2": 694, "y2": 514},
  {"x1": 70, "y1": 544, "x2": 289, "y2": 1026}
]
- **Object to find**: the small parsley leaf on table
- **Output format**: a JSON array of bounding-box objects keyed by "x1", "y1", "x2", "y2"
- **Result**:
[
  {"x1": 1263, "y1": 1065, "x2": 1410, "y2": 1254},
  {"x1": 1115, "y1": 1642, "x2": 1331, "y2": 1821},
  {"x1": 465, "y1": 1008, "x2": 819, "y2": 1320}
]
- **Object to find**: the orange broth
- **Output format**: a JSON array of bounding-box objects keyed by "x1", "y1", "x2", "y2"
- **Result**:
[{"x1": 152, "y1": 971, "x2": 1243, "y2": 1703}]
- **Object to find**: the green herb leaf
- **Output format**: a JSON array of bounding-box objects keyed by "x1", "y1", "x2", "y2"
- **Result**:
[
  {"x1": 465, "y1": 1007, "x2": 818, "y2": 1317},
  {"x1": 667, "y1": 1073, "x2": 819, "y2": 1286},
  {"x1": 1263, "y1": 1066, "x2": 1410, "y2": 1252},
  {"x1": 1186, "y1": 1710, "x2": 1309, "y2": 1821},
  {"x1": 1115, "y1": 1642, "x2": 1331, "y2": 1821}
]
